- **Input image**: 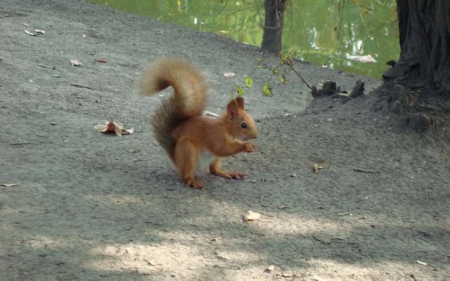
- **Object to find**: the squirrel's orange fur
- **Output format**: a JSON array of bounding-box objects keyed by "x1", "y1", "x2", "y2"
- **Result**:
[{"x1": 137, "y1": 57, "x2": 259, "y2": 189}]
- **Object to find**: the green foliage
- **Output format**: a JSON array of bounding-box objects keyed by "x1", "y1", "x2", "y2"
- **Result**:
[
  {"x1": 273, "y1": 47, "x2": 315, "y2": 93},
  {"x1": 262, "y1": 84, "x2": 272, "y2": 96},
  {"x1": 231, "y1": 46, "x2": 313, "y2": 98},
  {"x1": 229, "y1": 58, "x2": 262, "y2": 97},
  {"x1": 244, "y1": 76, "x2": 254, "y2": 88},
  {"x1": 237, "y1": 86, "x2": 245, "y2": 96},
  {"x1": 280, "y1": 47, "x2": 296, "y2": 67}
]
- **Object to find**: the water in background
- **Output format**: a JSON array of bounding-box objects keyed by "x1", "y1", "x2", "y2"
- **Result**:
[{"x1": 92, "y1": 0, "x2": 399, "y2": 79}]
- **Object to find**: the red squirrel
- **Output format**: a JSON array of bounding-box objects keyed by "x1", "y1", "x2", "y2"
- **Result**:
[{"x1": 137, "y1": 57, "x2": 259, "y2": 189}]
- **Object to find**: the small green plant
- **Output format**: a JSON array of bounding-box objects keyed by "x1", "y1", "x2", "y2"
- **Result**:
[
  {"x1": 277, "y1": 47, "x2": 315, "y2": 92},
  {"x1": 231, "y1": 46, "x2": 314, "y2": 97},
  {"x1": 231, "y1": 61, "x2": 261, "y2": 97}
]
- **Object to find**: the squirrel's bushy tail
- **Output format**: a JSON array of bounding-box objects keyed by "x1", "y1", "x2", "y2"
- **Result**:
[{"x1": 136, "y1": 57, "x2": 209, "y2": 159}]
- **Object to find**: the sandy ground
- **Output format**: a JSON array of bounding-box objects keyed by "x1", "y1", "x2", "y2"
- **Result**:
[{"x1": 1, "y1": 1, "x2": 449, "y2": 280}]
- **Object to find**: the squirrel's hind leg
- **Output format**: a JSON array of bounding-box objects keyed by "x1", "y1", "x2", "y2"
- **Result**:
[
  {"x1": 174, "y1": 137, "x2": 204, "y2": 189},
  {"x1": 209, "y1": 157, "x2": 245, "y2": 180}
]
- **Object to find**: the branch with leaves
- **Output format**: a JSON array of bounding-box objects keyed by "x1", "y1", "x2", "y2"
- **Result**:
[{"x1": 232, "y1": 47, "x2": 314, "y2": 98}]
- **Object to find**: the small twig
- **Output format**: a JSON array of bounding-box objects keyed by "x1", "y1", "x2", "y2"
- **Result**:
[
  {"x1": 212, "y1": 0, "x2": 228, "y2": 18},
  {"x1": 288, "y1": 65, "x2": 314, "y2": 92},
  {"x1": 353, "y1": 168, "x2": 379, "y2": 174},
  {"x1": 70, "y1": 84, "x2": 95, "y2": 90}
]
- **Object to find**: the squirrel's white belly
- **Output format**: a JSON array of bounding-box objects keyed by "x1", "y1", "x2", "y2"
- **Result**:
[{"x1": 198, "y1": 149, "x2": 214, "y2": 167}]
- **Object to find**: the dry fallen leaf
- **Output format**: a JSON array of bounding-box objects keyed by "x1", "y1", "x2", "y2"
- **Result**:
[
  {"x1": 417, "y1": 260, "x2": 428, "y2": 266},
  {"x1": 338, "y1": 91, "x2": 351, "y2": 98},
  {"x1": 24, "y1": 30, "x2": 35, "y2": 36},
  {"x1": 223, "y1": 72, "x2": 236, "y2": 78},
  {"x1": 244, "y1": 210, "x2": 261, "y2": 222},
  {"x1": 313, "y1": 161, "x2": 329, "y2": 173},
  {"x1": 70, "y1": 59, "x2": 82, "y2": 67},
  {"x1": 94, "y1": 59, "x2": 107, "y2": 63},
  {"x1": 0, "y1": 183, "x2": 20, "y2": 187},
  {"x1": 265, "y1": 265, "x2": 275, "y2": 272},
  {"x1": 94, "y1": 118, "x2": 134, "y2": 136}
]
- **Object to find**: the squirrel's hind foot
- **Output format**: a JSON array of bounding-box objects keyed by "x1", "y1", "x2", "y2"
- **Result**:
[
  {"x1": 212, "y1": 170, "x2": 245, "y2": 180},
  {"x1": 186, "y1": 178, "x2": 205, "y2": 189}
]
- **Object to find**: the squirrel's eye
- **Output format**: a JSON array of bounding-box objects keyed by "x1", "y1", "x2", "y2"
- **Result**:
[{"x1": 240, "y1": 122, "x2": 248, "y2": 129}]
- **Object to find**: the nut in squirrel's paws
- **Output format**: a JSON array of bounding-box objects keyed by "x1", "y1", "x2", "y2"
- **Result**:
[{"x1": 244, "y1": 142, "x2": 256, "y2": 153}]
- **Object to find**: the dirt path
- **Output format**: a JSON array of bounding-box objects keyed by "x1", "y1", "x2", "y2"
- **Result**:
[{"x1": 1, "y1": 1, "x2": 449, "y2": 280}]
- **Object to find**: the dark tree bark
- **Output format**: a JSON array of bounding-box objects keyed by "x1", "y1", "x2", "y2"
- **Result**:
[
  {"x1": 383, "y1": 0, "x2": 450, "y2": 94},
  {"x1": 261, "y1": 0, "x2": 287, "y2": 54}
]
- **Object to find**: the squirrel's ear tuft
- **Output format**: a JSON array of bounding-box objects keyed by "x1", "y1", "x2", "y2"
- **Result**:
[
  {"x1": 227, "y1": 99, "x2": 239, "y2": 120},
  {"x1": 235, "y1": 96, "x2": 244, "y2": 109}
]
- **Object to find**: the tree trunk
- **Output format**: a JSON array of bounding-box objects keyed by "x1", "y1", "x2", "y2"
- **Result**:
[
  {"x1": 261, "y1": 0, "x2": 287, "y2": 54},
  {"x1": 383, "y1": 0, "x2": 450, "y2": 94}
]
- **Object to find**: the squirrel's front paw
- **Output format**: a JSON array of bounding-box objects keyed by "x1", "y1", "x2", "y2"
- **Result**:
[{"x1": 244, "y1": 142, "x2": 256, "y2": 153}]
